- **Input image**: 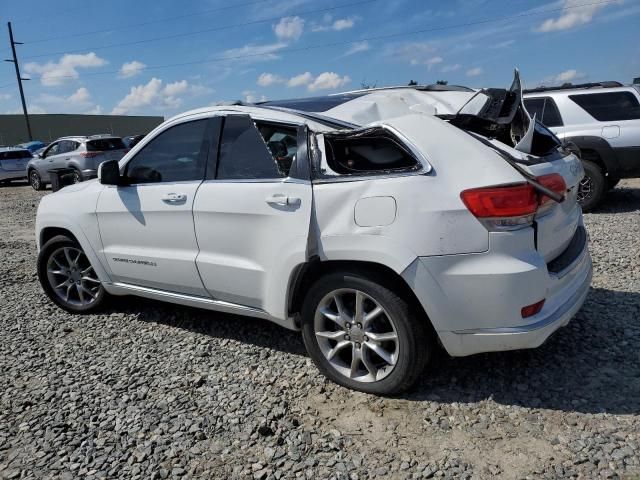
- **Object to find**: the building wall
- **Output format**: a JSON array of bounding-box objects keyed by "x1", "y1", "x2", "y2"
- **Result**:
[{"x1": 0, "y1": 114, "x2": 164, "y2": 145}]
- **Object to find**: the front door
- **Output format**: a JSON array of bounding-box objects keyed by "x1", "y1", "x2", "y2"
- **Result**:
[
  {"x1": 96, "y1": 118, "x2": 212, "y2": 296},
  {"x1": 193, "y1": 115, "x2": 312, "y2": 317}
]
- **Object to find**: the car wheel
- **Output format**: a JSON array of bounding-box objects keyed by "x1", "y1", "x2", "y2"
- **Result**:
[
  {"x1": 29, "y1": 169, "x2": 45, "y2": 191},
  {"x1": 301, "y1": 271, "x2": 432, "y2": 395},
  {"x1": 577, "y1": 160, "x2": 605, "y2": 212},
  {"x1": 607, "y1": 176, "x2": 620, "y2": 190},
  {"x1": 72, "y1": 169, "x2": 82, "y2": 184},
  {"x1": 37, "y1": 235, "x2": 108, "y2": 313}
]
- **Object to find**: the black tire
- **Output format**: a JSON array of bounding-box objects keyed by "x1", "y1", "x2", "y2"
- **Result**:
[
  {"x1": 577, "y1": 160, "x2": 606, "y2": 212},
  {"x1": 301, "y1": 270, "x2": 432, "y2": 395},
  {"x1": 29, "y1": 169, "x2": 45, "y2": 191},
  {"x1": 72, "y1": 169, "x2": 82, "y2": 184},
  {"x1": 37, "y1": 235, "x2": 108, "y2": 313},
  {"x1": 607, "y1": 176, "x2": 620, "y2": 190}
]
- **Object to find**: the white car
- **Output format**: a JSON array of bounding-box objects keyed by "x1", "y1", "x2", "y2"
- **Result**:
[{"x1": 35, "y1": 72, "x2": 592, "y2": 394}]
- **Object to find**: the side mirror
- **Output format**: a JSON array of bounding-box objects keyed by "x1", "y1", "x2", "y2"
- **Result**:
[{"x1": 98, "y1": 160, "x2": 122, "y2": 185}]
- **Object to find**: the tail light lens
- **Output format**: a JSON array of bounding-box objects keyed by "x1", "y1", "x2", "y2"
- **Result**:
[
  {"x1": 521, "y1": 299, "x2": 545, "y2": 318},
  {"x1": 536, "y1": 173, "x2": 567, "y2": 215},
  {"x1": 80, "y1": 151, "x2": 101, "y2": 158},
  {"x1": 461, "y1": 173, "x2": 567, "y2": 231}
]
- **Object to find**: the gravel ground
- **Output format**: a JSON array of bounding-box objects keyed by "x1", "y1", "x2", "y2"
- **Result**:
[{"x1": 1, "y1": 179, "x2": 639, "y2": 480}]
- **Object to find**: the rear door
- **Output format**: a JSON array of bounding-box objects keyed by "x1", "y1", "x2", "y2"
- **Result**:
[
  {"x1": 523, "y1": 97, "x2": 565, "y2": 139},
  {"x1": 193, "y1": 114, "x2": 312, "y2": 317}
]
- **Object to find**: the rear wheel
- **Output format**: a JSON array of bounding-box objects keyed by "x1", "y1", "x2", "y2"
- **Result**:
[
  {"x1": 37, "y1": 235, "x2": 108, "y2": 313},
  {"x1": 29, "y1": 169, "x2": 45, "y2": 191},
  {"x1": 301, "y1": 271, "x2": 432, "y2": 395},
  {"x1": 577, "y1": 160, "x2": 605, "y2": 212}
]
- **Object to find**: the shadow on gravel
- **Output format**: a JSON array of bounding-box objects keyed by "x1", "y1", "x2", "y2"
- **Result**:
[
  {"x1": 104, "y1": 286, "x2": 639, "y2": 415},
  {"x1": 103, "y1": 295, "x2": 308, "y2": 357},
  {"x1": 0, "y1": 180, "x2": 30, "y2": 188},
  {"x1": 405, "y1": 287, "x2": 640, "y2": 415},
  {"x1": 588, "y1": 184, "x2": 640, "y2": 214}
]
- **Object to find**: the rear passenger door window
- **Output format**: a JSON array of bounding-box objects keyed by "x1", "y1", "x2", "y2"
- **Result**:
[
  {"x1": 215, "y1": 115, "x2": 298, "y2": 180},
  {"x1": 125, "y1": 119, "x2": 208, "y2": 183}
]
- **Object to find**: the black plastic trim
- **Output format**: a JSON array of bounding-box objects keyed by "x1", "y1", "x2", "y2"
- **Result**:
[{"x1": 547, "y1": 226, "x2": 587, "y2": 275}]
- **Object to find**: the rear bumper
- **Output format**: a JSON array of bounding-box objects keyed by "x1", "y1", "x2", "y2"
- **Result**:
[
  {"x1": 438, "y1": 254, "x2": 591, "y2": 356},
  {"x1": 403, "y1": 223, "x2": 593, "y2": 357}
]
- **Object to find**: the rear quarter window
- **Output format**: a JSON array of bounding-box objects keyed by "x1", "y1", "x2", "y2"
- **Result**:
[
  {"x1": 87, "y1": 138, "x2": 126, "y2": 151},
  {"x1": 569, "y1": 91, "x2": 640, "y2": 121}
]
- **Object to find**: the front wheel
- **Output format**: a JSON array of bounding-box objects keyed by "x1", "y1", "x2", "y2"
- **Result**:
[
  {"x1": 37, "y1": 235, "x2": 108, "y2": 313},
  {"x1": 29, "y1": 169, "x2": 45, "y2": 191},
  {"x1": 301, "y1": 271, "x2": 432, "y2": 395}
]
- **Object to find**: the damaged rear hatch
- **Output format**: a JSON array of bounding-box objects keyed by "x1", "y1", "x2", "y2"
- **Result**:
[{"x1": 301, "y1": 70, "x2": 586, "y2": 265}]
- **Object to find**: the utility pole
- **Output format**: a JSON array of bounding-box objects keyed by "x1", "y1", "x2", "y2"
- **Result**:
[{"x1": 5, "y1": 22, "x2": 32, "y2": 141}]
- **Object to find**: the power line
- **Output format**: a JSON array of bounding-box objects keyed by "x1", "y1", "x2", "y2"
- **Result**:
[
  {"x1": 20, "y1": 0, "x2": 631, "y2": 84},
  {"x1": 22, "y1": 0, "x2": 272, "y2": 45},
  {"x1": 21, "y1": 0, "x2": 378, "y2": 61}
]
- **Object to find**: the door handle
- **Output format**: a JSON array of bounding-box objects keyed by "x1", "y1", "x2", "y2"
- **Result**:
[
  {"x1": 265, "y1": 194, "x2": 301, "y2": 206},
  {"x1": 162, "y1": 193, "x2": 187, "y2": 203}
]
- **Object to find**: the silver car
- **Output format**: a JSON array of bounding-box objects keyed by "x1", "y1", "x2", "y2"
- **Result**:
[
  {"x1": 0, "y1": 147, "x2": 31, "y2": 184},
  {"x1": 27, "y1": 135, "x2": 127, "y2": 190}
]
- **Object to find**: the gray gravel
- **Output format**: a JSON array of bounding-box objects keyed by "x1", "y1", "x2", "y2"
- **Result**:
[{"x1": 1, "y1": 179, "x2": 639, "y2": 480}]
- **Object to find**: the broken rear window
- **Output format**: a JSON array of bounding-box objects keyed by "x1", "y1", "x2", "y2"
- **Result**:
[{"x1": 322, "y1": 128, "x2": 420, "y2": 175}]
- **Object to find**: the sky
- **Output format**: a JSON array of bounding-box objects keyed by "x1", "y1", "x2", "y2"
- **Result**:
[{"x1": 0, "y1": 0, "x2": 639, "y2": 118}]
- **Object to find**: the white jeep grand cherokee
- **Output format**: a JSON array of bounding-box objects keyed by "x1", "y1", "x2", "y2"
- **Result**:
[{"x1": 35, "y1": 72, "x2": 592, "y2": 394}]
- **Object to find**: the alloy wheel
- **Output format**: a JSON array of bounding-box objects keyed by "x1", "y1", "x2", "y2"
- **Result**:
[
  {"x1": 72, "y1": 170, "x2": 81, "y2": 184},
  {"x1": 577, "y1": 176, "x2": 593, "y2": 203},
  {"x1": 46, "y1": 246, "x2": 102, "y2": 307},
  {"x1": 313, "y1": 288, "x2": 399, "y2": 383},
  {"x1": 30, "y1": 171, "x2": 40, "y2": 190}
]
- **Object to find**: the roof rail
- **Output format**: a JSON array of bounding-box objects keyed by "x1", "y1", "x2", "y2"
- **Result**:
[{"x1": 523, "y1": 81, "x2": 623, "y2": 94}]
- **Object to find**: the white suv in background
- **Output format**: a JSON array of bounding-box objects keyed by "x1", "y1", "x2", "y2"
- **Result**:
[
  {"x1": 35, "y1": 72, "x2": 592, "y2": 394},
  {"x1": 524, "y1": 82, "x2": 640, "y2": 210}
]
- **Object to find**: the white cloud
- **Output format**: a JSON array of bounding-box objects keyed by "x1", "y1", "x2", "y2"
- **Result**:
[
  {"x1": 343, "y1": 41, "x2": 370, "y2": 57},
  {"x1": 308, "y1": 72, "x2": 351, "y2": 92},
  {"x1": 67, "y1": 87, "x2": 91, "y2": 104},
  {"x1": 111, "y1": 78, "x2": 194, "y2": 114},
  {"x1": 85, "y1": 105, "x2": 103, "y2": 115},
  {"x1": 440, "y1": 64, "x2": 461, "y2": 73},
  {"x1": 163, "y1": 80, "x2": 188, "y2": 97},
  {"x1": 0, "y1": 93, "x2": 11, "y2": 101},
  {"x1": 221, "y1": 42, "x2": 288, "y2": 63},
  {"x1": 313, "y1": 16, "x2": 357, "y2": 32},
  {"x1": 273, "y1": 16, "x2": 305, "y2": 41},
  {"x1": 332, "y1": 18, "x2": 355, "y2": 31},
  {"x1": 119, "y1": 60, "x2": 146, "y2": 78},
  {"x1": 536, "y1": 0, "x2": 621, "y2": 32},
  {"x1": 287, "y1": 71, "x2": 314, "y2": 87},
  {"x1": 466, "y1": 67, "x2": 483, "y2": 77},
  {"x1": 537, "y1": 69, "x2": 588, "y2": 86},
  {"x1": 242, "y1": 90, "x2": 267, "y2": 103},
  {"x1": 257, "y1": 73, "x2": 285, "y2": 87},
  {"x1": 24, "y1": 52, "x2": 107, "y2": 86}
]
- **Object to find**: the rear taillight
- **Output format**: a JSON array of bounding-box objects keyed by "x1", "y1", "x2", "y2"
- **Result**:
[
  {"x1": 461, "y1": 173, "x2": 567, "y2": 231},
  {"x1": 536, "y1": 173, "x2": 567, "y2": 215},
  {"x1": 80, "y1": 151, "x2": 101, "y2": 158}
]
